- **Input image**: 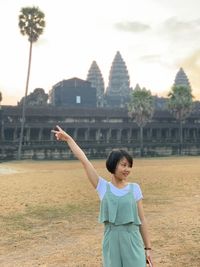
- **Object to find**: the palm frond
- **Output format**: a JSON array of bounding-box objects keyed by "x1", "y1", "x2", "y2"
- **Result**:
[
  {"x1": 18, "y1": 6, "x2": 45, "y2": 43},
  {"x1": 167, "y1": 85, "x2": 193, "y2": 120},
  {"x1": 128, "y1": 87, "x2": 154, "y2": 127}
]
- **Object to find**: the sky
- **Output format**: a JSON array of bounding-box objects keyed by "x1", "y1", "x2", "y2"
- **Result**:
[{"x1": 0, "y1": 0, "x2": 200, "y2": 105}]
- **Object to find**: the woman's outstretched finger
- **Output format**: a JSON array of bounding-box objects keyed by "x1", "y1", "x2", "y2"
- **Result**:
[
  {"x1": 56, "y1": 125, "x2": 62, "y2": 131},
  {"x1": 51, "y1": 125, "x2": 62, "y2": 134}
]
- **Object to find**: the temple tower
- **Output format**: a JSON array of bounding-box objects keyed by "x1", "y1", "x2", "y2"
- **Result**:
[
  {"x1": 86, "y1": 61, "x2": 105, "y2": 107},
  {"x1": 174, "y1": 67, "x2": 191, "y2": 89},
  {"x1": 105, "y1": 51, "x2": 131, "y2": 108},
  {"x1": 133, "y1": 83, "x2": 141, "y2": 91}
]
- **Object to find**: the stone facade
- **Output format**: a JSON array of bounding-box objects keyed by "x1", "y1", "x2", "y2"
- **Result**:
[
  {"x1": 49, "y1": 77, "x2": 97, "y2": 108},
  {"x1": 0, "y1": 104, "x2": 200, "y2": 160}
]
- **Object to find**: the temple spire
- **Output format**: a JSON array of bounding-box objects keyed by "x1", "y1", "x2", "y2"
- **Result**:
[
  {"x1": 174, "y1": 67, "x2": 191, "y2": 90},
  {"x1": 87, "y1": 61, "x2": 105, "y2": 107},
  {"x1": 105, "y1": 51, "x2": 131, "y2": 107}
]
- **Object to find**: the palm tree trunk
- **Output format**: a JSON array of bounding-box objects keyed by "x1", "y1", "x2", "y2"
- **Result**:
[
  {"x1": 179, "y1": 120, "x2": 183, "y2": 155},
  {"x1": 17, "y1": 41, "x2": 33, "y2": 160},
  {"x1": 139, "y1": 126, "x2": 144, "y2": 157}
]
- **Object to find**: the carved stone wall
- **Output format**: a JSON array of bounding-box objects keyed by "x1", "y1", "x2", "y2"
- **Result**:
[{"x1": 1, "y1": 105, "x2": 200, "y2": 160}]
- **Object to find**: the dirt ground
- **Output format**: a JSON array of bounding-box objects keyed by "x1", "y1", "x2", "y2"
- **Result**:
[{"x1": 0, "y1": 157, "x2": 199, "y2": 267}]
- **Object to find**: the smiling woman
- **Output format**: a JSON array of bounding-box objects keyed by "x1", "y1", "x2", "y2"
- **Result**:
[{"x1": 51, "y1": 125, "x2": 154, "y2": 267}]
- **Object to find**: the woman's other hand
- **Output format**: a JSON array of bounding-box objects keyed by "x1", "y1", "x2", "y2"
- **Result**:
[{"x1": 146, "y1": 250, "x2": 154, "y2": 267}]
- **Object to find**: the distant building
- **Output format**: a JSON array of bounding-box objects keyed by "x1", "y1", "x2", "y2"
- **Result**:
[
  {"x1": 105, "y1": 51, "x2": 131, "y2": 108},
  {"x1": 1, "y1": 104, "x2": 200, "y2": 160},
  {"x1": 17, "y1": 55, "x2": 194, "y2": 112},
  {"x1": 86, "y1": 61, "x2": 105, "y2": 107},
  {"x1": 2, "y1": 56, "x2": 200, "y2": 160},
  {"x1": 49, "y1": 77, "x2": 97, "y2": 108},
  {"x1": 174, "y1": 67, "x2": 191, "y2": 89},
  {"x1": 48, "y1": 51, "x2": 134, "y2": 109}
]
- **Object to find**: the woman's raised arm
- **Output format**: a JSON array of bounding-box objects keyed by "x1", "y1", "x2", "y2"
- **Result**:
[{"x1": 51, "y1": 125, "x2": 99, "y2": 188}]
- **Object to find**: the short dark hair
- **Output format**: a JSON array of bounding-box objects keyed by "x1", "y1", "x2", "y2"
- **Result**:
[{"x1": 106, "y1": 149, "x2": 133, "y2": 174}]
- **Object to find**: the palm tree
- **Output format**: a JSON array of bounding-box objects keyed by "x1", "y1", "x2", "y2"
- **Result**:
[
  {"x1": 0, "y1": 92, "x2": 2, "y2": 115},
  {"x1": 0, "y1": 92, "x2": 3, "y2": 144},
  {"x1": 168, "y1": 85, "x2": 193, "y2": 155},
  {"x1": 0, "y1": 92, "x2": 2, "y2": 107},
  {"x1": 17, "y1": 6, "x2": 45, "y2": 160},
  {"x1": 128, "y1": 85, "x2": 154, "y2": 156}
]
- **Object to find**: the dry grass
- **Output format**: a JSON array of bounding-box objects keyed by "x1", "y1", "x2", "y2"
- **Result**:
[{"x1": 0, "y1": 157, "x2": 199, "y2": 266}]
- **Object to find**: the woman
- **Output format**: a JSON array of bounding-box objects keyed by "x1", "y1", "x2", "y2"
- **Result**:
[{"x1": 52, "y1": 125, "x2": 154, "y2": 267}]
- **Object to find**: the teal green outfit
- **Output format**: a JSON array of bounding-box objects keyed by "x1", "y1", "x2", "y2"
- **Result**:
[{"x1": 99, "y1": 183, "x2": 146, "y2": 267}]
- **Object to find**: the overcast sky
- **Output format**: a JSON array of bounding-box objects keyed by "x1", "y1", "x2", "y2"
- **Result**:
[{"x1": 0, "y1": 0, "x2": 200, "y2": 105}]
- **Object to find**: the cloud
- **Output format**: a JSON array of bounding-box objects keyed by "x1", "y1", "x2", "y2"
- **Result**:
[
  {"x1": 139, "y1": 54, "x2": 161, "y2": 62},
  {"x1": 114, "y1": 21, "x2": 151, "y2": 33},
  {"x1": 178, "y1": 49, "x2": 200, "y2": 99},
  {"x1": 161, "y1": 17, "x2": 200, "y2": 40}
]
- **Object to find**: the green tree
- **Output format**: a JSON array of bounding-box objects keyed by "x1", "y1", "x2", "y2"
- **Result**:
[
  {"x1": 128, "y1": 85, "x2": 154, "y2": 156},
  {"x1": 17, "y1": 6, "x2": 45, "y2": 160},
  {"x1": 0, "y1": 91, "x2": 2, "y2": 110},
  {"x1": 168, "y1": 85, "x2": 193, "y2": 155}
]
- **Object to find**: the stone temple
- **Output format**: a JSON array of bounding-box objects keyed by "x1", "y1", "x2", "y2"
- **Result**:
[
  {"x1": 174, "y1": 67, "x2": 191, "y2": 89},
  {"x1": 105, "y1": 51, "x2": 131, "y2": 108},
  {"x1": 0, "y1": 55, "x2": 200, "y2": 160},
  {"x1": 49, "y1": 51, "x2": 132, "y2": 109},
  {"x1": 86, "y1": 61, "x2": 105, "y2": 107}
]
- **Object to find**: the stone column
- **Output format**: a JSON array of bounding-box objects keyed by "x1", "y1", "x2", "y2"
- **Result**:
[
  {"x1": 50, "y1": 129, "x2": 54, "y2": 141},
  {"x1": 74, "y1": 128, "x2": 78, "y2": 139},
  {"x1": 85, "y1": 128, "x2": 89, "y2": 140},
  {"x1": 106, "y1": 128, "x2": 111, "y2": 143},
  {"x1": 39, "y1": 128, "x2": 43, "y2": 141},
  {"x1": 1, "y1": 120, "x2": 5, "y2": 141},
  {"x1": 26, "y1": 127, "x2": 31, "y2": 142},
  {"x1": 157, "y1": 128, "x2": 161, "y2": 140},
  {"x1": 168, "y1": 128, "x2": 172, "y2": 140},
  {"x1": 13, "y1": 127, "x2": 18, "y2": 141},
  {"x1": 117, "y1": 129, "x2": 122, "y2": 143},
  {"x1": 96, "y1": 129, "x2": 101, "y2": 143},
  {"x1": 149, "y1": 128, "x2": 152, "y2": 141}
]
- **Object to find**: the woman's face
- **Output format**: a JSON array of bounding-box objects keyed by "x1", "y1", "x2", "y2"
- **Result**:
[{"x1": 114, "y1": 157, "x2": 132, "y2": 180}]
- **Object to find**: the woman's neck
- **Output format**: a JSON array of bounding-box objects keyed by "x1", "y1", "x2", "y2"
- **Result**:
[{"x1": 111, "y1": 176, "x2": 128, "y2": 188}]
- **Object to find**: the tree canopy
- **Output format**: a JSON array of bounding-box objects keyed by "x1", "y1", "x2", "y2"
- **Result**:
[
  {"x1": 128, "y1": 86, "x2": 154, "y2": 156},
  {"x1": 128, "y1": 86, "x2": 154, "y2": 127},
  {"x1": 168, "y1": 85, "x2": 193, "y2": 121},
  {"x1": 18, "y1": 6, "x2": 45, "y2": 43}
]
